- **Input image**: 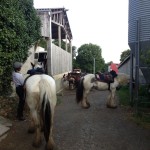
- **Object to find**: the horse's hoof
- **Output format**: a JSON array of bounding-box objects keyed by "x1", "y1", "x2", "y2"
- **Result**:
[
  {"x1": 28, "y1": 127, "x2": 35, "y2": 133},
  {"x1": 86, "y1": 102, "x2": 90, "y2": 107},
  {"x1": 45, "y1": 144, "x2": 56, "y2": 150},
  {"x1": 82, "y1": 105, "x2": 90, "y2": 109},
  {"x1": 45, "y1": 139, "x2": 56, "y2": 150},
  {"x1": 106, "y1": 105, "x2": 117, "y2": 109},
  {"x1": 32, "y1": 140, "x2": 42, "y2": 148}
]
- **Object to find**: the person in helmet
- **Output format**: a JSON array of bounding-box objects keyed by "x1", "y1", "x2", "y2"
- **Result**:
[{"x1": 12, "y1": 62, "x2": 25, "y2": 121}]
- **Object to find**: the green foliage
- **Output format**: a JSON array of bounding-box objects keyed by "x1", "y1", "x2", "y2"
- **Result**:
[
  {"x1": 140, "y1": 49, "x2": 150, "y2": 66},
  {"x1": 0, "y1": 0, "x2": 41, "y2": 95},
  {"x1": 131, "y1": 113, "x2": 150, "y2": 129},
  {"x1": 75, "y1": 43, "x2": 106, "y2": 73},
  {"x1": 117, "y1": 86, "x2": 130, "y2": 106},
  {"x1": 106, "y1": 61, "x2": 113, "y2": 66},
  {"x1": 138, "y1": 85, "x2": 150, "y2": 108},
  {"x1": 72, "y1": 46, "x2": 77, "y2": 58},
  {"x1": 38, "y1": 38, "x2": 47, "y2": 50},
  {"x1": 118, "y1": 85, "x2": 150, "y2": 107},
  {"x1": 120, "y1": 49, "x2": 130, "y2": 62},
  {"x1": 117, "y1": 85, "x2": 150, "y2": 128}
]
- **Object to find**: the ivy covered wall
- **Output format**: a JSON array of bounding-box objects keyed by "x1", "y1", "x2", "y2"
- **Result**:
[{"x1": 0, "y1": 0, "x2": 41, "y2": 95}]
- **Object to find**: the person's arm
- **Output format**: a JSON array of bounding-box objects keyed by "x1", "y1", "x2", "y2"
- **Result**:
[{"x1": 18, "y1": 74, "x2": 24, "y2": 86}]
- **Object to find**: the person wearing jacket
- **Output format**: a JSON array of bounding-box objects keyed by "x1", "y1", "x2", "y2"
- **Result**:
[{"x1": 12, "y1": 62, "x2": 25, "y2": 121}]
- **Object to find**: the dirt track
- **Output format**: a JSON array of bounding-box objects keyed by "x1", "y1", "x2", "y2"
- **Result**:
[{"x1": 0, "y1": 90, "x2": 150, "y2": 150}]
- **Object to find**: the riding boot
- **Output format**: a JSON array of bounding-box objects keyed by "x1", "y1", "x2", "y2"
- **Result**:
[{"x1": 16, "y1": 86, "x2": 25, "y2": 121}]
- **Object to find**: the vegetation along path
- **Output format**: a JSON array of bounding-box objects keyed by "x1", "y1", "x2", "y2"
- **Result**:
[{"x1": 0, "y1": 90, "x2": 150, "y2": 150}]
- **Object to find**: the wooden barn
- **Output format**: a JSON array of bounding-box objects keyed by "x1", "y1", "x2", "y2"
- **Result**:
[{"x1": 21, "y1": 8, "x2": 73, "y2": 93}]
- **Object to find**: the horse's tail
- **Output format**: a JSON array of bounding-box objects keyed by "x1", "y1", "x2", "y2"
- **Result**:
[
  {"x1": 39, "y1": 79, "x2": 52, "y2": 142},
  {"x1": 76, "y1": 77, "x2": 84, "y2": 103}
]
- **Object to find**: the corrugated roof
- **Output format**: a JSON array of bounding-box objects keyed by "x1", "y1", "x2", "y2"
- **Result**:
[{"x1": 118, "y1": 55, "x2": 130, "y2": 69}]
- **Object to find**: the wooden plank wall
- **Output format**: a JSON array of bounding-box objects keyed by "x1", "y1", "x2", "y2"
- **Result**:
[{"x1": 51, "y1": 44, "x2": 72, "y2": 75}]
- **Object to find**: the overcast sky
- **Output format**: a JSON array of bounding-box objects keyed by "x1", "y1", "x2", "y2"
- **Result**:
[{"x1": 34, "y1": 0, "x2": 130, "y2": 63}]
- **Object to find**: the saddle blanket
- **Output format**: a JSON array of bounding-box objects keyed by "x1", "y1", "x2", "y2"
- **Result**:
[
  {"x1": 27, "y1": 68, "x2": 45, "y2": 75},
  {"x1": 95, "y1": 73, "x2": 114, "y2": 83}
]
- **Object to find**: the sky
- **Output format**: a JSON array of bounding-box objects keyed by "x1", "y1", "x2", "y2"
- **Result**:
[{"x1": 34, "y1": 0, "x2": 130, "y2": 63}]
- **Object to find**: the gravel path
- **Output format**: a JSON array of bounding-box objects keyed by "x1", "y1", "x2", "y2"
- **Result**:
[{"x1": 0, "y1": 90, "x2": 150, "y2": 150}]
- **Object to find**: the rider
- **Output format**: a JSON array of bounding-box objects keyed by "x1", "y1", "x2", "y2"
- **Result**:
[
  {"x1": 12, "y1": 62, "x2": 25, "y2": 121},
  {"x1": 109, "y1": 69, "x2": 118, "y2": 78}
]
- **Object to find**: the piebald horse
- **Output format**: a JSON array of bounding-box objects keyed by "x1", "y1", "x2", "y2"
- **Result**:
[
  {"x1": 76, "y1": 72, "x2": 130, "y2": 109},
  {"x1": 25, "y1": 74, "x2": 57, "y2": 150}
]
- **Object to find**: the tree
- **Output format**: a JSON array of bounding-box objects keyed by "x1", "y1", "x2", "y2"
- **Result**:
[
  {"x1": 0, "y1": 0, "x2": 41, "y2": 95},
  {"x1": 106, "y1": 61, "x2": 113, "y2": 66},
  {"x1": 75, "y1": 43, "x2": 106, "y2": 73},
  {"x1": 120, "y1": 49, "x2": 130, "y2": 62},
  {"x1": 72, "y1": 46, "x2": 77, "y2": 59}
]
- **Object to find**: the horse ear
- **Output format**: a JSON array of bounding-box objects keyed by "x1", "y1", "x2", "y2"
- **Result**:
[{"x1": 31, "y1": 62, "x2": 35, "y2": 68}]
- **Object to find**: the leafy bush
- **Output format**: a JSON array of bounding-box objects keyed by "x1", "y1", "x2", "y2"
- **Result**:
[{"x1": 0, "y1": 0, "x2": 41, "y2": 95}]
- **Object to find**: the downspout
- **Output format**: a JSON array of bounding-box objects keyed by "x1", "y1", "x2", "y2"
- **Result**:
[
  {"x1": 47, "y1": 11, "x2": 52, "y2": 76},
  {"x1": 135, "y1": 19, "x2": 140, "y2": 113}
]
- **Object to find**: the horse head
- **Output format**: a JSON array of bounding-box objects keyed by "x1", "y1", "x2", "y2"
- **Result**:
[{"x1": 30, "y1": 62, "x2": 35, "y2": 69}]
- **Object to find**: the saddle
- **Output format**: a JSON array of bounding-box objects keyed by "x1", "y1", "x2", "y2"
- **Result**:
[
  {"x1": 27, "y1": 67, "x2": 45, "y2": 75},
  {"x1": 23, "y1": 68, "x2": 45, "y2": 87},
  {"x1": 95, "y1": 70, "x2": 118, "y2": 84}
]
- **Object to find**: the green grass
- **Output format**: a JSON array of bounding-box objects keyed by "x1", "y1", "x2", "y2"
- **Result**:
[
  {"x1": 131, "y1": 113, "x2": 150, "y2": 129},
  {"x1": 117, "y1": 85, "x2": 150, "y2": 129},
  {"x1": 117, "y1": 86, "x2": 131, "y2": 106}
]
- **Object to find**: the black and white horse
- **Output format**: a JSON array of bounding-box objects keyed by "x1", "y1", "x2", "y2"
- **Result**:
[{"x1": 76, "y1": 71, "x2": 130, "y2": 109}]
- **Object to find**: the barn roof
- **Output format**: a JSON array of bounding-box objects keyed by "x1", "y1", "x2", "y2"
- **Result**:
[
  {"x1": 36, "y1": 8, "x2": 72, "y2": 40},
  {"x1": 118, "y1": 55, "x2": 130, "y2": 69}
]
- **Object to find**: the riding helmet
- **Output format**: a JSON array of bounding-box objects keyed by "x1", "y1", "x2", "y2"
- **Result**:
[{"x1": 13, "y1": 62, "x2": 22, "y2": 69}]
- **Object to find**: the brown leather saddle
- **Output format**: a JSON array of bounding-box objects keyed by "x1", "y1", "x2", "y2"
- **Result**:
[{"x1": 95, "y1": 70, "x2": 117, "y2": 84}]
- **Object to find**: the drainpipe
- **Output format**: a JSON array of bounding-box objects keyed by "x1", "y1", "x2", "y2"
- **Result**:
[
  {"x1": 135, "y1": 19, "x2": 140, "y2": 113},
  {"x1": 47, "y1": 11, "x2": 52, "y2": 76}
]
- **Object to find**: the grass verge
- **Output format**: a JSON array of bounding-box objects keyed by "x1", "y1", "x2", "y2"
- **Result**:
[{"x1": 117, "y1": 85, "x2": 150, "y2": 129}]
